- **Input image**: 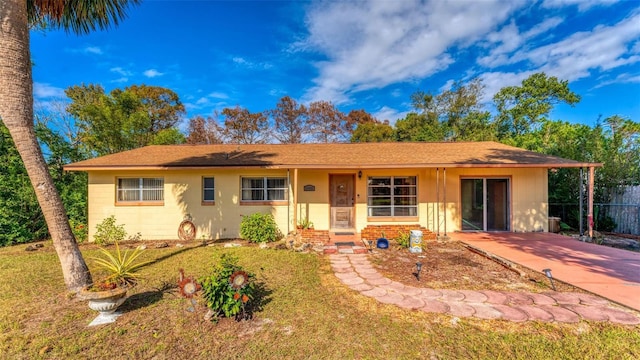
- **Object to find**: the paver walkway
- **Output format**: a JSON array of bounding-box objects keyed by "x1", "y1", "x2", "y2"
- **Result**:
[{"x1": 330, "y1": 253, "x2": 640, "y2": 325}]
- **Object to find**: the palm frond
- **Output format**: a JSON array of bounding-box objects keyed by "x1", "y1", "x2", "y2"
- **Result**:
[{"x1": 28, "y1": 0, "x2": 141, "y2": 35}]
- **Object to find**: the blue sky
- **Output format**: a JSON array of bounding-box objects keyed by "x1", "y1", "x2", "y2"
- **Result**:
[{"x1": 31, "y1": 0, "x2": 640, "y2": 129}]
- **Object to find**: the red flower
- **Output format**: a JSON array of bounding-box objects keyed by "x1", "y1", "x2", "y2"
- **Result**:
[
  {"x1": 241, "y1": 294, "x2": 249, "y2": 303},
  {"x1": 233, "y1": 292, "x2": 240, "y2": 300}
]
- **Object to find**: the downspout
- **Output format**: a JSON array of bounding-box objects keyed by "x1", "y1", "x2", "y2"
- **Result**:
[
  {"x1": 443, "y1": 167, "x2": 447, "y2": 237},
  {"x1": 436, "y1": 168, "x2": 440, "y2": 237},
  {"x1": 431, "y1": 169, "x2": 435, "y2": 235},
  {"x1": 588, "y1": 166, "x2": 595, "y2": 239},
  {"x1": 287, "y1": 169, "x2": 290, "y2": 235},
  {"x1": 579, "y1": 167, "x2": 584, "y2": 237},
  {"x1": 293, "y1": 168, "x2": 298, "y2": 234}
]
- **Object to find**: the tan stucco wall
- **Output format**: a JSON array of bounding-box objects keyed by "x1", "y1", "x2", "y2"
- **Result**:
[
  {"x1": 87, "y1": 169, "x2": 291, "y2": 241},
  {"x1": 295, "y1": 168, "x2": 547, "y2": 233},
  {"x1": 87, "y1": 167, "x2": 549, "y2": 241}
]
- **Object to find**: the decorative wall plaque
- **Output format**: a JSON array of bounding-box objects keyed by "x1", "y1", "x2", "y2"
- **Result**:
[{"x1": 303, "y1": 185, "x2": 315, "y2": 191}]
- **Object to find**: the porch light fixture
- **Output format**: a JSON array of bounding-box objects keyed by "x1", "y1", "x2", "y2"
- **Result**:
[
  {"x1": 542, "y1": 268, "x2": 556, "y2": 291},
  {"x1": 415, "y1": 261, "x2": 423, "y2": 281},
  {"x1": 358, "y1": 170, "x2": 362, "y2": 179}
]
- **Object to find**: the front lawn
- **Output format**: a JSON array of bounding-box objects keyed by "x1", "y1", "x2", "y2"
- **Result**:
[{"x1": 0, "y1": 241, "x2": 638, "y2": 359}]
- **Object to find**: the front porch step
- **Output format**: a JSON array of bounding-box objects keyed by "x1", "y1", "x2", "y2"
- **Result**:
[{"x1": 323, "y1": 244, "x2": 368, "y2": 255}]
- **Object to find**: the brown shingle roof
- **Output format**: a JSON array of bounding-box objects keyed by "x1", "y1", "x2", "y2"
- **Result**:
[{"x1": 63, "y1": 142, "x2": 601, "y2": 171}]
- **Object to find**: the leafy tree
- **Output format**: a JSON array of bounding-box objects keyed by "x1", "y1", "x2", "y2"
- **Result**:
[
  {"x1": 394, "y1": 112, "x2": 445, "y2": 142},
  {"x1": 0, "y1": 122, "x2": 47, "y2": 245},
  {"x1": 270, "y1": 96, "x2": 308, "y2": 144},
  {"x1": 150, "y1": 128, "x2": 186, "y2": 145},
  {"x1": 0, "y1": 0, "x2": 140, "y2": 291},
  {"x1": 186, "y1": 115, "x2": 222, "y2": 144},
  {"x1": 351, "y1": 121, "x2": 394, "y2": 142},
  {"x1": 401, "y1": 78, "x2": 488, "y2": 141},
  {"x1": 307, "y1": 100, "x2": 348, "y2": 143},
  {"x1": 66, "y1": 84, "x2": 185, "y2": 155},
  {"x1": 126, "y1": 84, "x2": 185, "y2": 136},
  {"x1": 219, "y1": 106, "x2": 268, "y2": 144},
  {"x1": 493, "y1": 73, "x2": 581, "y2": 138}
]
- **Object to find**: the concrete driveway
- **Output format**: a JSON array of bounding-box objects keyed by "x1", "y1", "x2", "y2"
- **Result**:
[{"x1": 454, "y1": 232, "x2": 640, "y2": 311}]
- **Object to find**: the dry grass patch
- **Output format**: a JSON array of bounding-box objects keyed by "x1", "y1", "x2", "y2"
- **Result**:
[{"x1": 0, "y1": 240, "x2": 638, "y2": 359}]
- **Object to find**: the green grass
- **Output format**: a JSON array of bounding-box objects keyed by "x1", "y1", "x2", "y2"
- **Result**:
[{"x1": 0, "y1": 241, "x2": 638, "y2": 359}]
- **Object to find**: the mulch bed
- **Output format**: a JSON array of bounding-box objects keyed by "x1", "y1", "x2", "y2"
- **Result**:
[{"x1": 369, "y1": 240, "x2": 582, "y2": 293}]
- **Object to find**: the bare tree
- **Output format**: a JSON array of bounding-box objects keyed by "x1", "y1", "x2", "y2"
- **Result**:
[
  {"x1": 186, "y1": 115, "x2": 222, "y2": 144},
  {"x1": 270, "y1": 96, "x2": 308, "y2": 144},
  {"x1": 307, "y1": 100, "x2": 347, "y2": 143},
  {"x1": 219, "y1": 106, "x2": 268, "y2": 144}
]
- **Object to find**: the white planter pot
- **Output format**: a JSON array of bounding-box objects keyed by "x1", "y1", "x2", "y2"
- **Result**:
[{"x1": 79, "y1": 286, "x2": 128, "y2": 315}]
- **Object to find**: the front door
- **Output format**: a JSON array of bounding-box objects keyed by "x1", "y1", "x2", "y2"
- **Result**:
[{"x1": 330, "y1": 174, "x2": 355, "y2": 230}]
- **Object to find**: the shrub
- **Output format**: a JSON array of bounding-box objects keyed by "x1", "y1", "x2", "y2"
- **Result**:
[
  {"x1": 240, "y1": 213, "x2": 282, "y2": 243},
  {"x1": 70, "y1": 219, "x2": 88, "y2": 243},
  {"x1": 395, "y1": 231, "x2": 410, "y2": 249},
  {"x1": 94, "y1": 215, "x2": 127, "y2": 245},
  {"x1": 200, "y1": 253, "x2": 256, "y2": 322},
  {"x1": 596, "y1": 215, "x2": 617, "y2": 232}
]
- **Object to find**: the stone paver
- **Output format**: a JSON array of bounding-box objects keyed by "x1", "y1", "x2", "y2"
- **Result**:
[
  {"x1": 480, "y1": 290, "x2": 509, "y2": 305},
  {"x1": 469, "y1": 303, "x2": 503, "y2": 320},
  {"x1": 448, "y1": 302, "x2": 476, "y2": 317},
  {"x1": 546, "y1": 292, "x2": 581, "y2": 305},
  {"x1": 329, "y1": 253, "x2": 640, "y2": 325},
  {"x1": 518, "y1": 305, "x2": 555, "y2": 322},
  {"x1": 340, "y1": 276, "x2": 365, "y2": 286},
  {"x1": 376, "y1": 292, "x2": 405, "y2": 305},
  {"x1": 421, "y1": 300, "x2": 450, "y2": 313},
  {"x1": 492, "y1": 304, "x2": 529, "y2": 322},
  {"x1": 528, "y1": 293, "x2": 557, "y2": 306},
  {"x1": 361, "y1": 287, "x2": 387, "y2": 298},
  {"x1": 397, "y1": 296, "x2": 426, "y2": 310},
  {"x1": 539, "y1": 305, "x2": 580, "y2": 323},
  {"x1": 459, "y1": 290, "x2": 488, "y2": 303}
]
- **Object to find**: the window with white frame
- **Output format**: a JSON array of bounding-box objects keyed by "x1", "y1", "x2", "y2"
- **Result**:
[
  {"x1": 367, "y1": 176, "x2": 417, "y2": 216},
  {"x1": 117, "y1": 178, "x2": 164, "y2": 202},
  {"x1": 241, "y1": 177, "x2": 287, "y2": 201},
  {"x1": 203, "y1": 177, "x2": 215, "y2": 202}
]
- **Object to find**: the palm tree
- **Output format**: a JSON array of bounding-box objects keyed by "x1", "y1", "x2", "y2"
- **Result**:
[{"x1": 0, "y1": 0, "x2": 140, "y2": 292}]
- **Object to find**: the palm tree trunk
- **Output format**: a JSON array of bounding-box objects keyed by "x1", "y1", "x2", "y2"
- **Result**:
[{"x1": 0, "y1": 0, "x2": 92, "y2": 292}]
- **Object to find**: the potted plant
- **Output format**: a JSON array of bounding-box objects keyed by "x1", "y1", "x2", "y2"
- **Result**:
[
  {"x1": 78, "y1": 240, "x2": 151, "y2": 315},
  {"x1": 297, "y1": 217, "x2": 314, "y2": 230}
]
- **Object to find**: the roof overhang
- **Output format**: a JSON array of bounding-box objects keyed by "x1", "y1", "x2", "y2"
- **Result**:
[{"x1": 64, "y1": 162, "x2": 603, "y2": 172}]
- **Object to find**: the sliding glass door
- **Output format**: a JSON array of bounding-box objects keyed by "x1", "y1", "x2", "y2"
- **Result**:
[{"x1": 461, "y1": 178, "x2": 510, "y2": 231}]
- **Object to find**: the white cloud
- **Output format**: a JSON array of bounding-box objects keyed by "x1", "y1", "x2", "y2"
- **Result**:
[
  {"x1": 542, "y1": 0, "x2": 620, "y2": 12},
  {"x1": 299, "y1": 0, "x2": 524, "y2": 104},
  {"x1": 143, "y1": 69, "x2": 164, "y2": 78},
  {"x1": 208, "y1": 91, "x2": 229, "y2": 99},
  {"x1": 110, "y1": 77, "x2": 129, "y2": 83},
  {"x1": 110, "y1": 67, "x2": 132, "y2": 77},
  {"x1": 373, "y1": 106, "x2": 409, "y2": 125},
  {"x1": 84, "y1": 46, "x2": 103, "y2": 55},
  {"x1": 523, "y1": 12, "x2": 640, "y2": 81},
  {"x1": 476, "y1": 11, "x2": 640, "y2": 100},
  {"x1": 33, "y1": 82, "x2": 65, "y2": 99},
  {"x1": 232, "y1": 56, "x2": 273, "y2": 70},
  {"x1": 195, "y1": 97, "x2": 210, "y2": 105},
  {"x1": 478, "y1": 16, "x2": 564, "y2": 68},
  {"x1": 593, "y1": 72, "x2": 640, "y2": 89}
]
